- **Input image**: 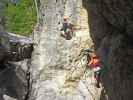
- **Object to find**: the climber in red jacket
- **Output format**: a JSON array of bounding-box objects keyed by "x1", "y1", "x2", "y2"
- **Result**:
[{"x1": 88, "y1": 52, "x2": 102, "y2": 88}]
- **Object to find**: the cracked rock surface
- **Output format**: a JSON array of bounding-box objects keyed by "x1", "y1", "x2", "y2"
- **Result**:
[{"x1": 30, "y1": 0, "x2": 101, "y2": 100}]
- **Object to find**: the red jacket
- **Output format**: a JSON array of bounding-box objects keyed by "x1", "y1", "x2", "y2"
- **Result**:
[{"x1": 88, "y1": 57, "x2": 101, "y2": 69}]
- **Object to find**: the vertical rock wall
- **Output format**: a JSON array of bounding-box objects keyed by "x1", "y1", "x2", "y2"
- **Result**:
[{"x1": 30, "y1": 0, "x2": 101, "y2": 100}]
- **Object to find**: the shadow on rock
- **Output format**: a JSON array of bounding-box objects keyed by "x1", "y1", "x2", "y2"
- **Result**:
[{"x1": 0, "y1": 63, "x2": 27, "y2": 100}]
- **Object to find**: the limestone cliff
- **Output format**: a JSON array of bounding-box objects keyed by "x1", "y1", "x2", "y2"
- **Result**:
[
  {"x1": 30, "y1": 0, "x2": 101, "y2": 100},
  {"x1": 0, "y1": 0, "x2": 133, "y2": 100}
]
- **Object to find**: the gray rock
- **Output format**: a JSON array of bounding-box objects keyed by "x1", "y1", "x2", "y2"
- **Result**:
[
  {"x1": 0, "y1": 32, "x2": 33, "y2": 62},
  {"x1": 30, "y1": 0, "x2": 99, "y2": 100},
  {"x1": 0, "y1": 64, "x2": 27, "y2": 100}
]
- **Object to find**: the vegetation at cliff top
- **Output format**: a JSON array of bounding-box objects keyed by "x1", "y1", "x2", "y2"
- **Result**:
[{"x1": 5, "y1": 0, "x2": 37, "y2": 36}]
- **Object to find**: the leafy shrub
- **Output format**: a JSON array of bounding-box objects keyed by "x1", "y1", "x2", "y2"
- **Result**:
[{"x1": 5, "y1": 0, "x2": 37, "y2": 36}]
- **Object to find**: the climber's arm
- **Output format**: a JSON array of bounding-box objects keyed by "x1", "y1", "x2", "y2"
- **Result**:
[{"x1": 88, "y1": 59, "x2": 93, "y2": 67}]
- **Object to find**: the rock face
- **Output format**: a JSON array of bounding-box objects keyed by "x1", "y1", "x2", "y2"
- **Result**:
[
  {"x1": 1, "y1": 0, "x2": 132, "y2": 100},
  {"x1": 0, "y1": 62, "x2": 28, "y2": 100},
  {"x1": 30, "y1": 0, "x2": 101, "y2": 100},
  {"x1": 0, "y1": 32, "x2": 33, "y2": 62},
  {"x1": 0, "y1": 1, "x2": 34, "y2": 100},
  {"x1": 6, "y1": 32, "x2": 33, "y2": 61},
  {"x1": 83, "y1": 0, "x2": 133, "y2": 100},
  {"x1": 0, "y1": 10, "x2": 33, "y2": 100},
  {"x1": 0, "y1": 31, "x2": 33, "y2": 100}
]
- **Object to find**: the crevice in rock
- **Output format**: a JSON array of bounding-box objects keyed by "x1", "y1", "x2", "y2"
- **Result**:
[{"x1": 24, "y1": 60, "x2": 31, "y2": 100}]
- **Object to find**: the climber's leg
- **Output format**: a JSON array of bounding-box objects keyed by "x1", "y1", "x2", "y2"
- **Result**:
[
  {"x1": 94, "y1": 70, "x2": 101, "y2": 88},
  {"x1": 65, "y1": 29, "x2": 72, "y2": 40},
  {"x1": 60, "y1": 31, "x2": 67, "y2": 39},
  {"x1": 96, "y1": 72, "x2": 101, "y2": 88}
]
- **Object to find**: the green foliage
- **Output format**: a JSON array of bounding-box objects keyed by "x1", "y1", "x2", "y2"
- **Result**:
[{"x1": 5, "y1": 0, "x2": 37, "y2": 36}]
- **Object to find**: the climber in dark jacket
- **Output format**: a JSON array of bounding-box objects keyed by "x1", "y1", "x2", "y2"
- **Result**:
[{"x1": 60, "y1": 16, "x2": 74, "y2": 40}]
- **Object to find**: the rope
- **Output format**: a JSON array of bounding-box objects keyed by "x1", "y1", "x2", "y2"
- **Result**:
[{"x1": 34, "y1": 0, "x2": 39, "y2": 23}]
